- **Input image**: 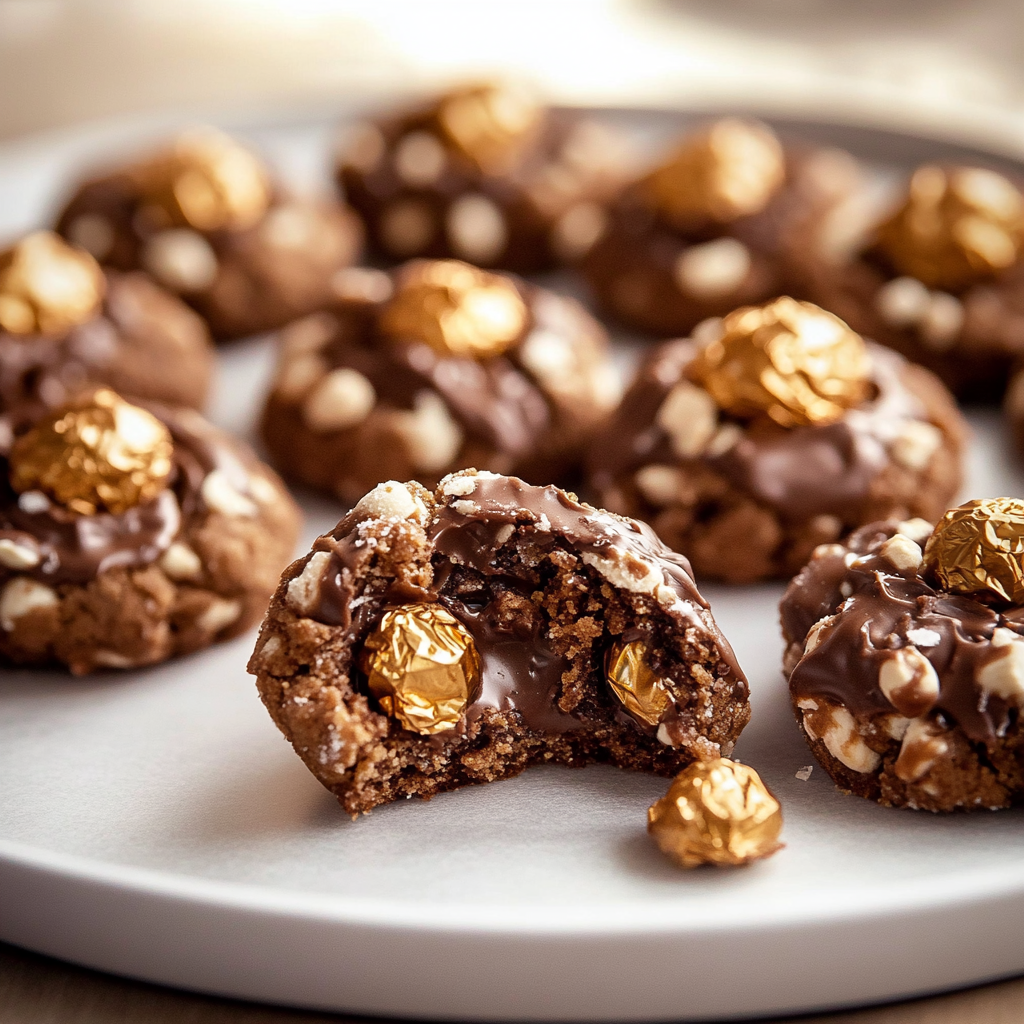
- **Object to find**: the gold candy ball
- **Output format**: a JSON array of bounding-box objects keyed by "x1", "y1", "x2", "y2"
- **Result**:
[
  {"x1": 875, "y1": 165, "x2": 1024, "y2": 290},
  {"x1": 923, "y1": 498, "x2": 1024, "y2": 605},
  {"x1": 606, "y1": 639, "x2": 673, "y2": 727},
  {"x1": 8, "y1": 389, "x2": 174, "y2": 516},
  {"x1": 437, "y1": 83, "x2": 542, "y2": 174},
  {"x1": 0, "y1": 231, "x2": 105, "y2": 336},
  {"x1": 361, "y1": 603, "x2": 482, "y2": 735},
  {"x1": 648, "y1": 758, "x2": 783, "y2": 869},
  {"x1": 644, "y1": 118, "x2": 785, "y2": 227},
  {"x1": 378, "y1": 260, "x2": 528, "y2": 360},
  {"x1": 687, "y1": 297, "x2": 871, "y2": 428}
]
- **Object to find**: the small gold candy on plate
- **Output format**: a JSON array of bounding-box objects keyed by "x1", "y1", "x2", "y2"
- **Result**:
[
  {"x1": 875, "y1": 165, "x2": 1024, "y2": 290},
  {"x1": 0, "y1": 231, "x2": 105, "y2": 336},
  {"x1": 923, "y1": 498, "x2": 1024, "y2": 604},
  {"x1": 437, "y1": 83, "x2": 541, "y2": 174},
  {"x1": 379, "y1": 260, "x2": 528, "y2": 360},
  {"x1": 606, "y1": 639, "x2": 673, "y2": 727},
  {"x1": 688, "y1": 297, "x2": 871, "y2": 428},
  {"x1": 134, "y1": 128, "x2": 271, "y2": 233},
  {"x1": 645, "y1": 118, "x2": 785, "y2": 227},
  {"x1": 9, "y1": 389, "x2": 174, "y2": 516},
  {"x1": 648, "y1": 757, "x2": 783, "y2": 869},
  {"x1": 361, "y1": 603, "x2": 481, "y2": 735}
]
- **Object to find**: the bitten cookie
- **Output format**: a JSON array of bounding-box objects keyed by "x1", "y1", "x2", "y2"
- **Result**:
[
  {"x1": 0, "y1": 388, "x2": 300, "y2": 673},
  {"x1": 806, "y1": 164, "x2": 1024, "y2": 401},
  {"x1": 336, "y1": 82, "x2": 633, "y2": 272},
  {"x1": 579, "y1": 118, "x2": 860, "y2": 336},
  {"x1": 260, "y1": 259, "x2": 620, "y2": 502},
  {"x1": 586, "y1": 298, "x2": 967, "y2": 584},
  {"x1": 780, "y1": 501, "x2": 1024, "y2": 811},
  {"x1": 249, "y1": 471, "x2": 750, "y2": 816},
  {"x1": 55, "y1": 127, "x2": 363, "y2": 341},
  {"x1": 0, "y1": 231, "x2": 214, "y2": 415}
]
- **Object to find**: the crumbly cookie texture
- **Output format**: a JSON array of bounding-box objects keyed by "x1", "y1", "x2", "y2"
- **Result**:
[
  {"x1": 249, "y1": 472, "x2": 749, "y2": 816},
  {"x1": 586, "y1": 311, "x2": 966, "y2": 584},
  {"x1": 0, "y1": 397, "x2": 300, "y2": 674},
  {"x1": 579, "y1": 118, "x2": 861, "y2": 336},
  {"x1": 260, "y1": 260, "x2": 620, "y2": 504},
  {"x1": 336, "y1": 83, "x2": 634, "y2": 273},
  {"x1": 805, "y1": 164, "x2": 1024, "y2": 402},
  {"x1": 54, "y1": 128, "x2": 363, "y2": 341},
  {"x1": 780, "y1": 518, "x2": 1024, "y2": 811}
]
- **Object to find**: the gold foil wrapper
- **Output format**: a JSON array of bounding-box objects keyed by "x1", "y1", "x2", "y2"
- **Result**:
[
  {"x1": 606, "y1": 639, "x2": 673, "y2": 727},
  {"x1": 875, "y1": 165, "x2": 1024, "y2": 290},
  {"x1": 361, "y1": 604, "x2": 482, "y2": 735},
  {"x1": 0, "y1": 232, "x2": 105, "y2": 336},
  {"x1": 687, "y1": 297, "x2": 871, "y2": 428},
  {"x1": 923, "y1": 498, "x2": 1024, "y2": 604},
  {"x1": 379, "y1": 260, "x2": 528, "y2": 360},
  {"x1": 644, "y1": 119, "x2": 785, "y2": 227},
  {"x1": 648, "y1": 758, "x2": 783, "y2": 869},
  {"x1": 133, "y1": 128, "x2": 271, "y2": 232},
  {"x1": 437, "y1": 83, "x2": 542, "y2": 174},
  {"x1": 9, "y1": 389, "x2": 174, "y2": 515}
]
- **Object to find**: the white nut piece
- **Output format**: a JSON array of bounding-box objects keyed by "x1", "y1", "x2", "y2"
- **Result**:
[
  {"x1": 0, "y1": 578, "x2": 59, "y2": 631},
  {"x1": 895, "y1": 517, "x2": 934, "y2": 544},
  {"x1": 674, "y1": 238, "x2": 751, "y2": 299},
  {"x1": 201, "y1": 470, "x2": 257, "y2": 518},
  {"x1": 878, "y1": 533, "x2": 923, "y2": 572},
  {"x1": 446, "y1": 194, "x2": 507, "y2": 264},
  {"x1": 66, "y1": 213, "x2": 115, "y2": 260},
  {"x1": 275, "y1": 353, "x2": 327, "y2": 401},
  {"x1": 889, "y1": 421, "x2": 942, "y2": 471},
  {"x1": 655, "y1": 380, "x2": 718, "y2": 458},
  {"x1": 878, "y1": 646, "x2": 939, "y2": 716},
  {"x1": 875, "y1": 276, "x2": 930, "y2": 327},
  {"x1": 380, "y1": 200, "x2": 434, "y2": 256},
  {"x1": 439, "y1": 474, "x2": 477, "y2": 498},
  {"x1": 976, "y1": 628, "x2": 1024, "y2": 703},
  {"x1": 303, "y1": 368, "x2": 377, "y2": 433},
  {"x1": 196, "y1": 597, "x2": 242, "y2": 635},
  {"x1": 519, "y1": 328, "x2": 574, "y2": 383},
  {"x1": 804, "y1": 701, "x2": 881, "y2": 773},
  {"x1": 894, "y1": 716, "x2": 950, "y2": 783},
  {"x1": 804, "y1": 614, "x2": 836, "y2": 655},
  {"x1": 0, "y1": 538, "x2": 40, "y2": 570},
  {"x1": 354, "y1": 480, "x2": 429, "y2": 523},
  {"x1": 158, "y1": 542, "x2": 203, "y2": 580},
  {"x1": 393, "y1": 392, "x2": 463, "y2": 473},
  {"x1": 582, "y1": 547, "x2": 663, "y2": 596},
  {"x1": 393, "y1": 131, "x2": 447, "y2": 187},
  {"x1": 551, "y1": 202, "x2": 606, "y2": 261},
  {"x1": 920, "y1": 292, "x2": 964, "y2": 350},
  {"x1": 634, "y1": 464, "x2": 684, "y2": 507},
  {"x1": 142, "y1": 229, "x2": 218, "y2": 293},
  {"x1": 287, "y1": 550, "x2": 333, "y2": 614}
]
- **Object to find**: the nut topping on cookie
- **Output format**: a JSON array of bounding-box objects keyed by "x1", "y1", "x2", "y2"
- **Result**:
[
  {"x1": 647, "y1": 758, "x2": 783, "y2": 868},
  {"x1": 687, "y1": 297, "x2": 871, "y2": 427},
  {"x1": 133, "y1": 128, "x2": 271, "y2": 232},
  {"x1": 923, "y1": 498, "x2": 1024, "y2": 604},
  {"x1": 360, "y1": 603, "x2": 482, "y2": 734},
  {"x1": 378, "y1": 260, "x2": 527, "y2": 359},
  {"x1": 875, "y1": 166, "x2": 1024, "y2": 290},
  {"x1": 9, "y1": 389, "x2": 173, "y2": 515},
  {"x1": 436, "y1": 83, "x2": 542, "y2": 173},
  {"x1": 606, "y1": 638, "x2": 673, "y2": 727},
  {"x1": 644, "y1": 119, "x2": 785, "y2": 227},
  {"x1": 0, "y1": 232, "x2": 105, "y2": 335}
]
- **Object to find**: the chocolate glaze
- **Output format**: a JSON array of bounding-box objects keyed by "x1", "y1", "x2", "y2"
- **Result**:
[{"x1": 784, "y1": 522, "x2": 1019, "y2": 746}]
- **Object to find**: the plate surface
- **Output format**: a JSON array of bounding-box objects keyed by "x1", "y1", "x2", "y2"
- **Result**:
[{"x1": 1, "y1": 108, "x2": 1023, "y2": 1023}]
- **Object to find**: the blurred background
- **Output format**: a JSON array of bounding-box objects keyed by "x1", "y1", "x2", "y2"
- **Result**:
[{"x1": 1, "y1": 0, "x2": 1023, "y2": 155}]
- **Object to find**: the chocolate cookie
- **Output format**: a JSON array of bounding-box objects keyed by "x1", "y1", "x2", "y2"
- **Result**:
[
  {"x1": 578, "y1": 118, "x2": 860, "y2": 336},
  {"x1": 0, "y1": 231, "x2": 214, "y2": 416},
  {"x1": 260, "y1": 260, "x2": 620, "y2": 503},
  {"x1": 586, "y1": 298, "x2": 967, "y2": 584},
  {"x1": 336, "y1": 83, "x2": 633, "y2": 272},
  {"x1": 0, "y1": 388, "x2": 300, "y2": 674},
  {"x1": 55, "y1": 127, "x2": 363, "y2": 341},
  {"x1": 780, "y1": 501, "x2": 1024, "y2": 811},
  {"x1": 806, "y1": 164, "x2": 1024, "y2": 401},
  {"x1": 249, "y1": 471, "x2": 750, "y2": 815}
]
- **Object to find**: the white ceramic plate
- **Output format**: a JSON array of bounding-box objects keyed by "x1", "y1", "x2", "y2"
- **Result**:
[{"x1": 1, "y1": 109, "x2": 1023, "y2": 1023}]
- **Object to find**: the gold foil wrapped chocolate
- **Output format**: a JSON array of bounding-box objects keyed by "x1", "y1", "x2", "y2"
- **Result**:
[
  {"x1": 0, "y1": 232, "x2": 105, "y2": 335},
  {"x1": 379, "y1": 260, "x2": 528, "y2": 360},
  {"x1": 9, "y1": 389, "x2": 174, "y2": 515},
  {"x1": 606, "y1": 639, "x2": 673, "y2": 726},
  {"x1": 645, "y1": 119, "x2": 785, "y2": 227},
  {"x1": 923, "y1": 498, "x2": 1024, "y2": 604},
  {"x1": 875, "y1": 165, "x2": 1024, "y2": 290},
  {"x1": 437, "y1": 83, "x2": 542, "y2": 174},
  {"x1": 361, "y1": 604, "x2": 481, "y2": 734},
  {"x1": 687, "y1": 297, "x2": 871, "y2": 428},
  {"x1": 133, "y1": 128, "x2": 271, "y2": 232},
  {"x1": 647, "y1": 758, "x2": 783, "y2": 869}
]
